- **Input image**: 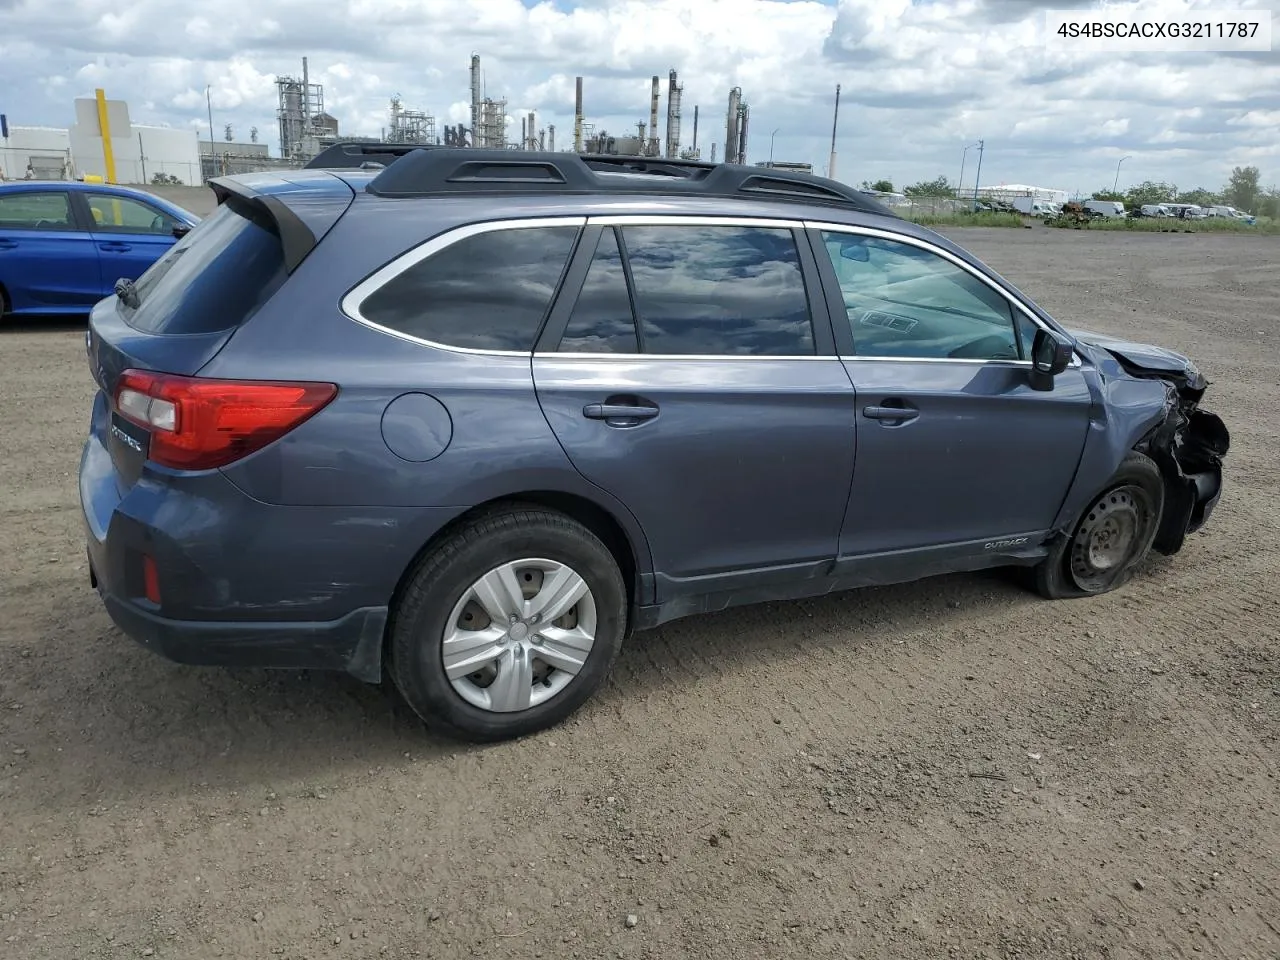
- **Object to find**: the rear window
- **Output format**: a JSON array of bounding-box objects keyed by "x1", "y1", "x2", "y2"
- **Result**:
[
  {"x1": 121, "y1": 199, "x2": 286, "y2": 335},
  {"x1": 357, "y1": 225, "x2": 580, "y2": 351}
]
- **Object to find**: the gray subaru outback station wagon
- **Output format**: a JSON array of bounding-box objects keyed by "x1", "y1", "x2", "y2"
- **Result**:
[{"x1": 81, "y1": 147, "x2": 1229, "y2": 741}]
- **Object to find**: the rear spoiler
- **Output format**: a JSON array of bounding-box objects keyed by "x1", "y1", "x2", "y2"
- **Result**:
[
  {"x1": 209, "y1": 175, "x2": 354, "y2": 274},
  {"x1": 304, "y1": 142, "x2": 439, "y2": 170}
]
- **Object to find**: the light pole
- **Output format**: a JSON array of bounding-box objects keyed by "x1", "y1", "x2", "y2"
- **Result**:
[
  {"x1": 958, "y1": 141, "x2": 980, "y2": 208},
  {"x1": 769, "y1": 128, "x2": 779, "y2": 165},
  {"x1": 1113, "y1": 154, "x2": 1131, "y2": 194},
  {"x1": 971, "y1": 139, "x2": 985, "y2": 211}
]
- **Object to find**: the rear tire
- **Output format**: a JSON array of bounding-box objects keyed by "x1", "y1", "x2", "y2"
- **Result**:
[
  {"x1": 389, "y1": 506, "x2": 627, "y2": 742},
  {"x1": 1033, "y1": 451, "x2": 1164, "y2": 600}
]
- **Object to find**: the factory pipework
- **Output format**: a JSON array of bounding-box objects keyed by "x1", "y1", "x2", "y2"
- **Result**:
[
  {"x1": 574, "y1": 76, "x2": 584, "y2": 152},
  {"x1": 470, "y1": 54, "x2": 482, "y2": 148},
  {"x1": 648, "y1": 75, "x2": 661, "y2": 157},
  {"x1": 664, "y1": 69, "x2": 682, "y2": 159}
]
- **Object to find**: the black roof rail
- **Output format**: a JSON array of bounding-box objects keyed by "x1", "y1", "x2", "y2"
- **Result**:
[
  {"x1": 364, "y1": 148, "x2": 898, "y2": 217},
  {"x1": 304, "y1": 142, "x2": 442, "y2": 170}
]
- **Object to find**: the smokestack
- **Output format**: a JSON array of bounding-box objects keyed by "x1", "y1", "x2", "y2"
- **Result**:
[
  {"x1": 470, "y1": 54, "x2": 482, "y2": 148},
  {"x1": 549, "y1": 123, "x2": 556, "y2": 152},
  {"x1": 692, "y1": 105, "x2": 699, "y2": 153},
  {"x1": 828, "y1": 83, "x2": 841, "y2": 181},
  {"x1": 301, "y1": 56, "x2": 310, "y2": 127},
  {"x1": 649, "y1": 75, "x2": 661, "y2": 157},
  {"x1": 528, "y1": 111, "x2": 536, "y2": 149},
  {"x1": 574, "y1": 76, "x2": 584, "y2": 152}
]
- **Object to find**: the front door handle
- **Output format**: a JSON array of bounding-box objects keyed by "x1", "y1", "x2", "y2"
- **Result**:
[
  {"x1": 0, "y1": 239, "x2": 17, "y2": 250},
  {"x1": 99, "y1": 242, "x2": 133, "y2": 252},
  {"x1": 583, "y1": 403, "x2": 660, "y2": 421},
  {"x1": 863, "y1": 403, "x2": 919, "y2": 423}
]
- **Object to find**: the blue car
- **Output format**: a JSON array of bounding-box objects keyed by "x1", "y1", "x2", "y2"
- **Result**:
[
  {"x1": 80, "y1": 148, "x2": 1229, "y2": 741},
  {"x1": 0, "y1": 180, "x2": 199, "y2": 318}
]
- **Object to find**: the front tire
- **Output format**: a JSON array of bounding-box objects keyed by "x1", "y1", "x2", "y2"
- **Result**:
[
  {"x1": 1034, "y1": 451, "x2": 1164, "y2": 599},
  {"x1": 389, "y1": 507, "x2": 627, "y2": 742}
]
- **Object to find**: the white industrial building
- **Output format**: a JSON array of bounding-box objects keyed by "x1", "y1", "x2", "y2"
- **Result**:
[
  {"x1": 1, "y1": 97, "x2": 202, "y2": 185},
  {"x1": 974, "y1": 183, "x2": 1070, "y2": 205}
]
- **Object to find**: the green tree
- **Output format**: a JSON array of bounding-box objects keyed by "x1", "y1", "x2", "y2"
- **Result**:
[
  {"x1": 1223, "y1": 166, "x2": 1261, "y2": 212},
  {"x1": 903, "y1": 175, "x2": 955, "y2": 198},
  {"x1": 1125, "y1": 180, "x2": 1176, "y2": 208},
  {"x1": 1257, "y1": 186, "x2": 1280, "y2": 220},
  {"x1": 870, "y1": 179, "x2": 894, "y2": 193},
  {"x1": 1176, "y1": 187, "x2": 1220, "y2": 206},
  {"x1": 1091, "y1": 188, "x2": 1125, "y2": 202}
]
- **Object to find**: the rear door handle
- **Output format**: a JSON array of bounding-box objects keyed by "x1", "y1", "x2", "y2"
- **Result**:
[
  {"x1": 0, "y1": 239, "x2": 17, "y2": 250},
  {"x1": 99, "y1": 242, "x2": 132, "y2": 252},
  {"x1": 863, "y1": 404, "x2": 919, "y2": 422},
  {"x1": 583, "y1": 403, "x2": 660, "y2": 421}
]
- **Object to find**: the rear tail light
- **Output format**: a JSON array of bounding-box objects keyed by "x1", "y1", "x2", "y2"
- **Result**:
[{"x1": 115, "y1": 370, "x2": 338, "y2": 470}]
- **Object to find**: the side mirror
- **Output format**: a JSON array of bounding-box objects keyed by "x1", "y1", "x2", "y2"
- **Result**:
[
  {"x1": 1029, "y1": 328, "x2": 1074, "y2": 391},
  {"x1": 839, "y1": 240, "x2": 870, "y2": 262},
  {"x1": 172, "y1": 223, "x2": 192, "y2": 239}
]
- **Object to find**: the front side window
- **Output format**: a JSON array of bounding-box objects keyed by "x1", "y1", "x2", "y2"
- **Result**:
[
  {"x1": 0, "y1": 191, "x2": 72, "y2": 230},
  {"x1": 819, "y1": 231, "x2": 1032, "y2": 360},
  {"x1": 558, "y1": 223, "x2": 815, "y2": 356},
  {"x1": 85, "y1": 193, "x2": 174, "y2": 234},
  {"x1": 361, "y1": 225, "x2": 580, "y2": 351}
]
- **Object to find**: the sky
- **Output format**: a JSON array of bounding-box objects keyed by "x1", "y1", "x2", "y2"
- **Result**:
[{"x1": 0, "y1": 0, "x2": 1276, "y2": 195}]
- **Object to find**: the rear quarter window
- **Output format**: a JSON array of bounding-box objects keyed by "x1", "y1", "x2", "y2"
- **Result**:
[
  {"x1": 122, "y1": 199, "x2": 285, "y2": 335},
  {"x1": 356, "y1": 225, "x2": 581, "y2": 351}
]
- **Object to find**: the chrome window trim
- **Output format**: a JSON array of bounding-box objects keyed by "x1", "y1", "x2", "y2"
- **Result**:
[
  {"x1": 804, "y1": 220, "x2": 1082, "y2": 369},
  {"x1": 588, "y1": 214, "x2": 803, "y2": 229},
  {"x1": 342, "y1": 212, "x2": 1081, "y2": 369},
  {"x1": 340, "y1": 215, "x2": 588, "y2": 356}
]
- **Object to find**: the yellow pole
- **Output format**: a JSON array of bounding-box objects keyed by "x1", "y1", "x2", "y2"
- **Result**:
[{"x1": 95, "y1": 88, "x2": 117, "y2": 184}]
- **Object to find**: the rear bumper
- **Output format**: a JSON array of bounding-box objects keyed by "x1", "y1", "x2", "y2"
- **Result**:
[{"x1": 92, "y1": 568, "x2": 387, "y2": 681}]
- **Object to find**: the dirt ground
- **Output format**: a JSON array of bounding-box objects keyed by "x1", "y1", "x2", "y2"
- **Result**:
[{"x1": 1, "y1": 227, "x2": 1277, "y2": 960}]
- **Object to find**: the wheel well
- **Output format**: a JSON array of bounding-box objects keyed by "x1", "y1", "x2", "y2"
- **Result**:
[
  {"x1": 387, "y1": 491, "x2": 641, "y2": 635},
  {"x1": 0, "y1": 282, "x2": 9, "y2": 315}
]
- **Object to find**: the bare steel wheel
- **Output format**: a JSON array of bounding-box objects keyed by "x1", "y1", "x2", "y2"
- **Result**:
[
  {"x1": 1032, "y1": 451, "x2": 1164, "y2": 600},
  {"x1": 443, "y1": 559, "x2": 597, "y2": 713},
  {"x1": 389, "y1": 506, "x2": 627, "y2": 742},
  {"x1": 1068, "y1": 486, "x2": 1151, "y2": 592}
]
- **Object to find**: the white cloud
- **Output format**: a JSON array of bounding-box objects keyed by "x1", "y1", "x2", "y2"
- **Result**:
[{"x1": 0, "y1": 0, "x2": 1276, "y2": 192}]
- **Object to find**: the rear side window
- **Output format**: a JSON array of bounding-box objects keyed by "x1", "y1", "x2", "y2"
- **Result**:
[
  {"x1": 123, "y1": 199, "x2": 285, "y2": 335},
  {"x1": 359, "y1": 226, "x2": 580, "y2": 351},
  {"x1": 0, "y1": 191, "x2": 72, "y2": 230},
  {"x1": 85, "y1": 192, "x2": 175, "y2": 235},
  {"x1": 558, "y1": 224, "x2": 814, "y2": 356},
  {"x1": 560, "y1": 229, "x2": 638, "y2": 353}
]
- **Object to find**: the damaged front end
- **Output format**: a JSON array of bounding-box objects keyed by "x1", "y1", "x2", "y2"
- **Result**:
[{"x1": 1119, "y1": 355, "x2": 1230, "y2": 555}]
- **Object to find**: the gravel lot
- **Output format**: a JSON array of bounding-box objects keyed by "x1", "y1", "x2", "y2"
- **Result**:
[{"x1": 1, "y1": 228, "x2": 1277, "y2": 959}]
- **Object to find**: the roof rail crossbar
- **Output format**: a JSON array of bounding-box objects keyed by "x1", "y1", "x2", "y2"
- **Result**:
[
  {"x1": 304, "y1": 142, "x2": 440, "y2": 170},
  {"x1": 363, "y1": 148, "x2": 898, "y2": 217}
]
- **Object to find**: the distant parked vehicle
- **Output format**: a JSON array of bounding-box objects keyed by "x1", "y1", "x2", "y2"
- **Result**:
[
  {"x1": 0, "y1": 180, "x2": 199, "y2": 319},
  {"x1": 1138, "y1": 204, "x2": 1174, "y2": 218},
  {"x1": 1084, "y1": 200, "x2": 1127, "y2": 218},
  {"x1": 1165, "y1": 204, "x2": 1206, "y2": 220},
  {"x1": 1012, "y1": 197, "x2": 1060, "y2": 217}
]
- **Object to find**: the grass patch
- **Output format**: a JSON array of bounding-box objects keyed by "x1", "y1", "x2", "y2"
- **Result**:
[
  {"x1": 904, "y1": 211, "x2": 1026, "y2": 228},
  {"x1": 1052, "y1": 216, "x2": 1280, "y2": 235}
]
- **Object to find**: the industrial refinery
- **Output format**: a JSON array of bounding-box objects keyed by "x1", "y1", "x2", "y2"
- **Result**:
[
  {"x1": 0, "y1": 54, "x2": 783, "y2": 186},
  {"x1": 272, "y1": 54, "x2": 743, "y2": 166}
]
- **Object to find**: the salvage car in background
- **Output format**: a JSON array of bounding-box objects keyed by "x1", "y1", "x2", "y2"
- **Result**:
[
  {"x1": 0, "y1": 180, "x2": 198, "y2": 318},
  {"x1": 80, "y1": 148, "x2": 1230, "y2": 742}
]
